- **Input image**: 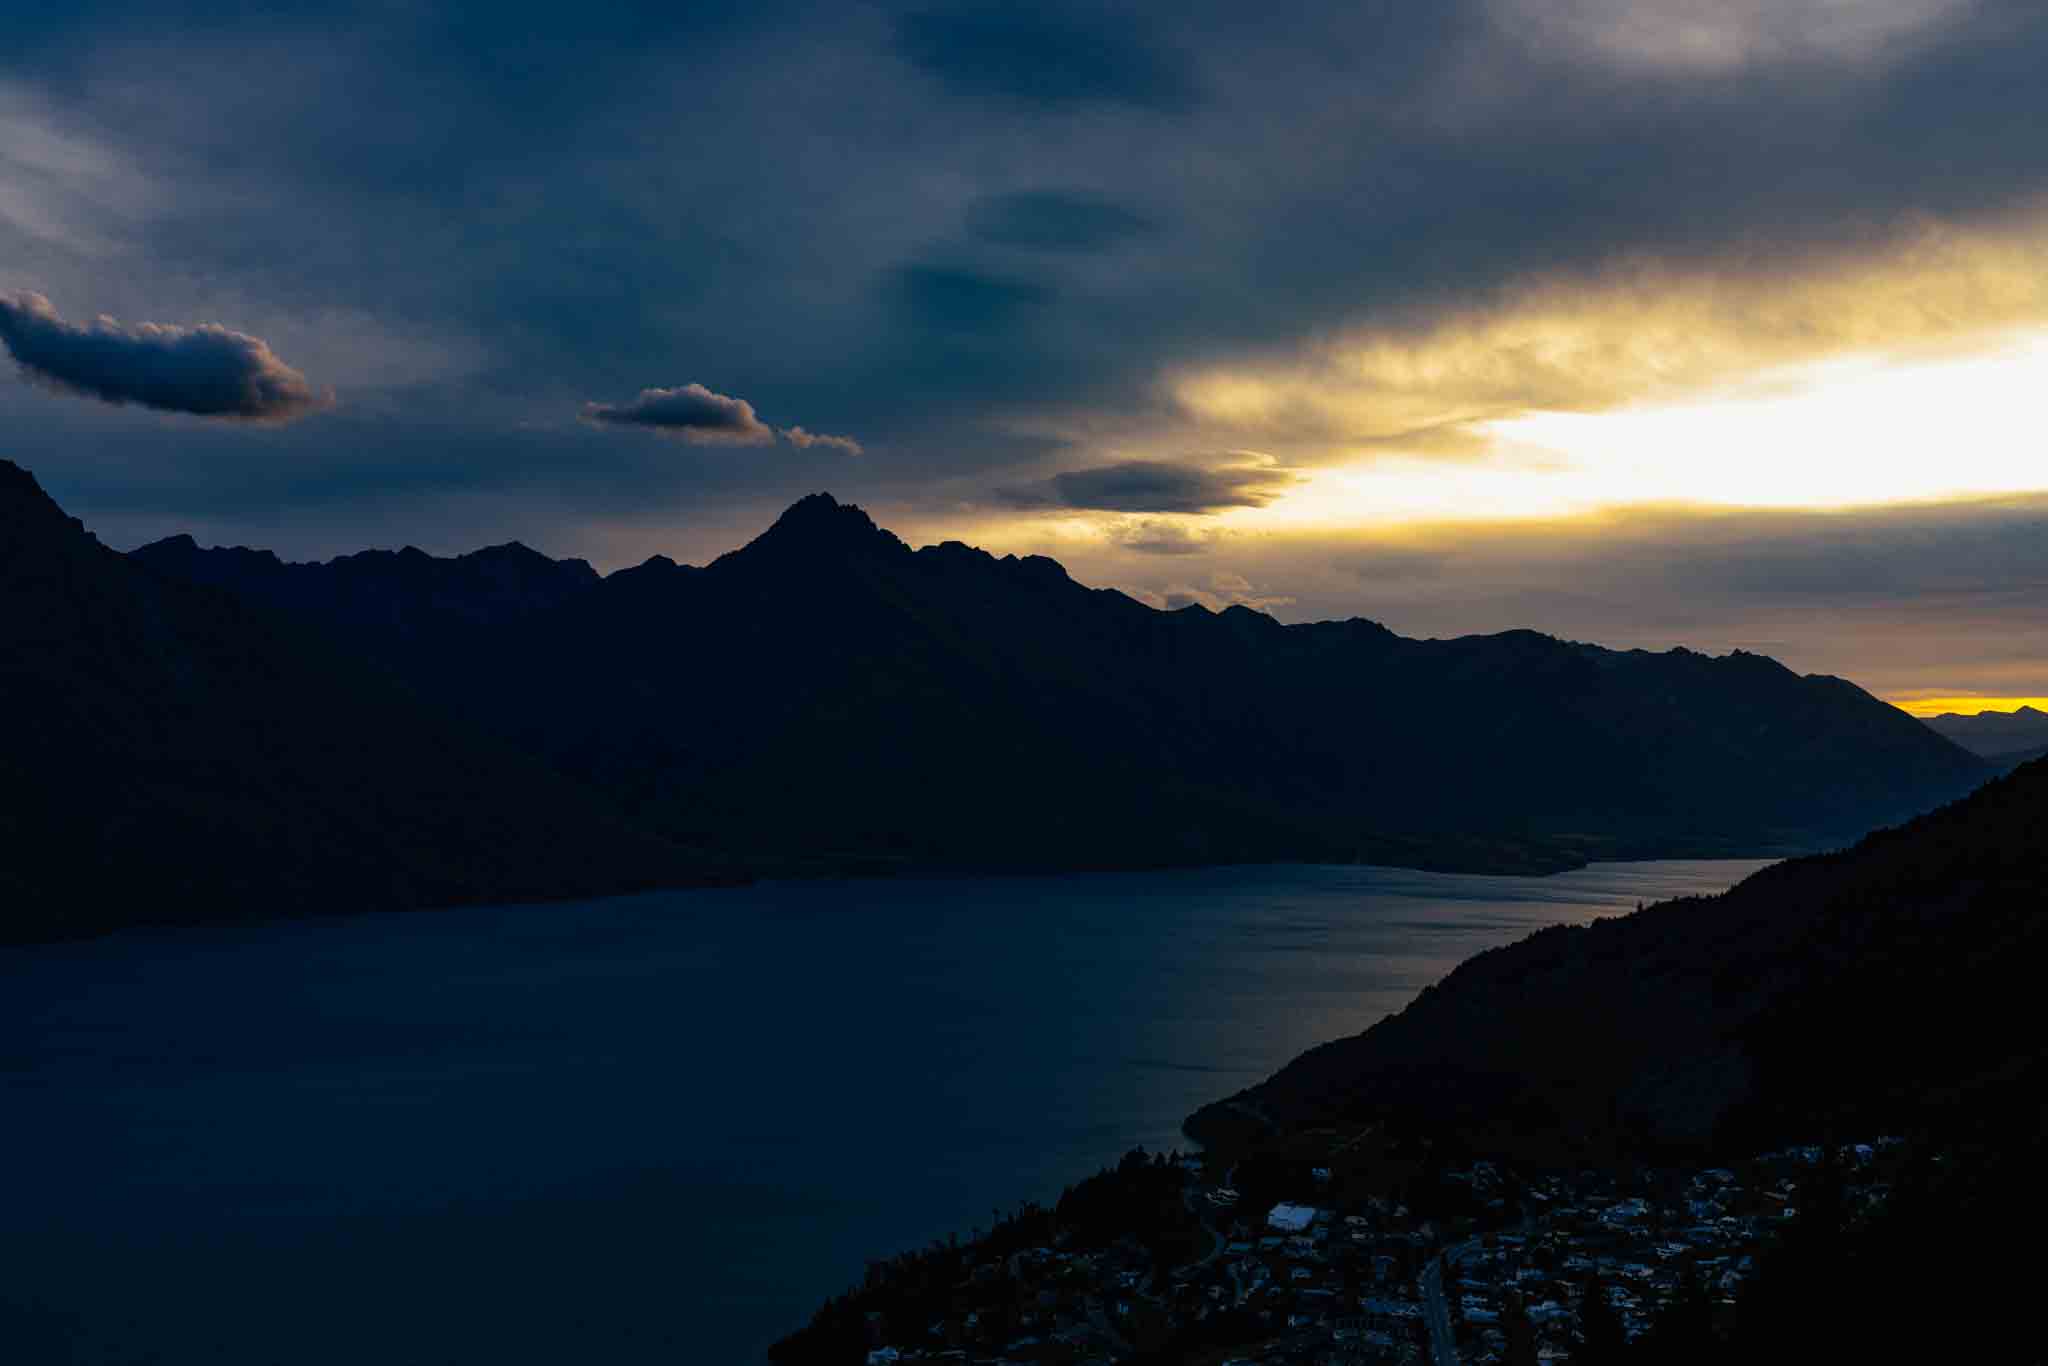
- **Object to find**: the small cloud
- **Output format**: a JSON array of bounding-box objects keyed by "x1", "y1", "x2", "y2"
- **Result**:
[
  {"x1": 0, "y1": 291, "x2": 330, "y2": 421},
  {"x1": 995, "y1": 457, "x2": 1295, "y2": 514},
  {"x1": 781, "y1": 426, "x2": 864, "y2": 456},
  {"x1": 1152, "y1": 570, "x2": 1297, "y2": 614},
  {"x1": 580, "y1": 382, "x2": 775, "y2": 444},
  {"x1": 1104, "y1": 516, "x2": 1220, "y2": 555}
]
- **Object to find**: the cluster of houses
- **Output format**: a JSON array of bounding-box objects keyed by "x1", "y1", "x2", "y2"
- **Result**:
[
  {"x1": 857, "y1": 1140, "x2": 1903, "y2": 1366},
  {"x1": 1411, "y1": 1139, "x2": 1904, "y2": 1364}
]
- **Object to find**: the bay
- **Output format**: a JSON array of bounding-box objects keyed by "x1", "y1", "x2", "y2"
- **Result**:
[{"x1": 0, "y1": 859, "x2": 1768, "y2": 1363}]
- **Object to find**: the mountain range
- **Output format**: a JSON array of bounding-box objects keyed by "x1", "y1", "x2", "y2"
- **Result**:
[
  {"x1": 132, "y1": 491, "x2": 1985, "y2": 873},
  {"x1": 1921, "y1": 704, "x2": 2048, "y2": 762},
  {"x1": 0, "y1": 461, "x2": 723, "y2": 942},
  {"x1": 3, "y1": 460, "x2": 1993, "y2": 939}
]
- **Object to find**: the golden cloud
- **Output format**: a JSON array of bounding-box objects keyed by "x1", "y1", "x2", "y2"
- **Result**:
[{"x1": 1167, "y1": 210, "x2": 2048, "y2": 456}]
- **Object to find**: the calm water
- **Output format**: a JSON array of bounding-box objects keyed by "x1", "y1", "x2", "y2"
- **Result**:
[{"x1": 1, "y1": 859, "x2": 1767, "y2": 1364}]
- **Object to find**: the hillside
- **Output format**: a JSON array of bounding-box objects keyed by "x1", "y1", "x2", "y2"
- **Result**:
[
  {"x1": 135, "y1": 492, "x2": 1989, "y2": 877},
  {"x1": 1186, "y1": 749, "x2": 2048, "y2": 1160},
  {"x1": 0, "y1": 461, "x2": 721, "y2": 943}
]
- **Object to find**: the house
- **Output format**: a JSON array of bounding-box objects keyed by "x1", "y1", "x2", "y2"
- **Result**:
[{"x1": 1267, "y1": 1202, "x2": 1318, "y2": 1234}]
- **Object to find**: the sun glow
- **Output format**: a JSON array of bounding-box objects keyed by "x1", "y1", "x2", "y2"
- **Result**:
[
  {"x1": 1891, "y1": 696, "x2": 2048, "y2": 718},
  {"x1": 1207, "y1": 329, "x2": 2048, "y2": 532}
]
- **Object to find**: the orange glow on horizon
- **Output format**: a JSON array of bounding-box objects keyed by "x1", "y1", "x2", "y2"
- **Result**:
[{"x1": 1890, "y1": 696, "x2": 2048, "y2": 718}]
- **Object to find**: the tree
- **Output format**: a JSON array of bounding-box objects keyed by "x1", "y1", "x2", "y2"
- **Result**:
[
  {"x1": 1635, "y1": 1264, "x2": 1715, "y2": 1364},
  {"x1": 1576, "y1": 1279, "x2": 1627, "y2": 1366},
  {"x1": 1502, "y1": 1291, "x2": 1540, "y2": 1366}
]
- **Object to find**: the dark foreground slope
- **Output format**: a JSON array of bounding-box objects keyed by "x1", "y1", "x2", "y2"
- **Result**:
[
  {"x1": 0, "y1": 461, "x2": 717, "y2": 943},
  {"x1": 135, "y1": 493, "x2": 1987, "y2": 877},
  {"x1": 1188, "y1": 750, "x2": 2048, "y2": 1160}
]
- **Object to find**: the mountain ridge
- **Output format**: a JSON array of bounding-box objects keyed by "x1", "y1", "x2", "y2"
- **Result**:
[
  {"x1": 125, "y1": 487, "x2": 1988, "y2": 881},
  {"x1": 1921, "y1": 704, "x2": 2048, "y2": 759},
  {"x1": 1, "y1": 459, "x2": 726, "y2": 943}
]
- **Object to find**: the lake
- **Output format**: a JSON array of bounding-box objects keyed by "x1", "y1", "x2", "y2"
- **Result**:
[{"x1": 0, "y1": 859, "x2": 1769, "y2": 1363}]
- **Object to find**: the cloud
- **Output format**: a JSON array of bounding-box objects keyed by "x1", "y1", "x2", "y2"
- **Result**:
[
  {"x1": 0, "y1": 291, "x2": 330, "y2": 421},
  {"x1": 966, "y1": 190, "x2": 1159, "y2": 254},
  {"x1": 0, "y1": 84, "x2": 158, "y2": 257},
  {"x1": 580, "y1": 383, "x2": 775, "y2": 444},
  {"x1": 582, "y1": 385, "x2": 862, "y2": 455},
  {"x1": 1103, "y1": 517, "x2": 1221, "y2": 555},
  {"x1": 781, "y1": 426, "x2": 864, "y2": 455},
  {"x1": 892, "y1": 8, "x2": 1198, "y2": 111},
  {"x1": 994, "y1": 458, "x2": 1295, "y2": 514},
  {"x1": 1167, "y1": 221, "x2": 2048, "y2": 453},
  {"x1": 1494, "y1": 0, "x2": 1974, "y2": 72},
  {"x1": 1142, "y1": 570, "x2": 1296, "y2": 614}
]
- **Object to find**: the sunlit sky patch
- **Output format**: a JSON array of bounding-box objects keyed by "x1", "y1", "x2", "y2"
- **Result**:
[
  {"x1": 1198, "y1": 328, "x2": 2048, "y2": 530},
  {"x1": 1892, "y1": 696, "x2": 2048, "y2": 718}
]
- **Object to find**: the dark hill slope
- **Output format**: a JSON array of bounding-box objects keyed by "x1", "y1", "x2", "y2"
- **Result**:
[
  {"x1": 1187, "y1": 750, "x2": 2048, "y2": 1159},
  {"x1": 0, "y1": 461, "x2": 712, "y2": 943},
  {"x1": 133, "y1": 493, "x2": 1988, "y2": 876}
]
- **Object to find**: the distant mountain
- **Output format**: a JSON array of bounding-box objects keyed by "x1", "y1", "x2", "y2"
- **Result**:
[
  {"x1": 132, "y1": 490, "x2": 1987, "y2": 879},
  {"x1": 0, "y1": 461, "x2": 721, "y2": 943},
  {"x1": 1186, "y1": 749, "x2": 2048, "y2": 1160},
  {"x1": 1922, "y1": 704, "x2": 2048, "y2": 759}
]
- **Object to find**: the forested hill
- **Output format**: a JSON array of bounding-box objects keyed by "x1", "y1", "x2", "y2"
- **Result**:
[
  {"x1": 0, "y1": 460, "x2": 721, "y2": 943},
  {"x1": 1187, "y1": 747, "x2": 2048, "y2": 1160},
  {"x1": 131, "y1": 491, "x2": 1986, "y2": 879}
]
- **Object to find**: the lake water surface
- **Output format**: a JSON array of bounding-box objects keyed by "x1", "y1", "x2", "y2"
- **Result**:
[{"x1": 1, "y1": 859, "x2": 1769, "y2": 1363}]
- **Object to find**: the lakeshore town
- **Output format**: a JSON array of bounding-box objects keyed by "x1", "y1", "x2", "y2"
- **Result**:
[{"x1": 784, "y1": 1130, "x2": 1907, "y2": 1366}]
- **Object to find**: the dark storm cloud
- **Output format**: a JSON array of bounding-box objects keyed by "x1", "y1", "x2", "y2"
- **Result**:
[
  {"x1": 0, "y1": 292, "x2": 329, "y2": 421},
  {"x1": 581, "y1": 384, "x2": 774, "y2": 444},
  {"x1": 892, "y1": 7, "x2": 1198, "y2": 111},
  {"x1": 21, "y1": 0, "x2": 2048, "y2": 478},
  {"x1": 995, "y1": 459, "x2": 1293, "y2": 514},
  {"x1": 966, "y1": 190, "x2": 1160, "y2": 254}
]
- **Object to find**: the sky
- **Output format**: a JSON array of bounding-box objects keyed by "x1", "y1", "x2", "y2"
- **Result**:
[{"x1": 3, "y1": 0, "x2": 2046, "y2": 708}]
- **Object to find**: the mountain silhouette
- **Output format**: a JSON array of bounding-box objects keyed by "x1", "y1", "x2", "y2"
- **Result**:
[
  {"x1": 1, "y1": 460, "x2": 721, "y2": 943},
  {"x1": 130, "y1": 529, "x2": 600, "y2": 672},
  {"x1": 1186, "y1": 747, "x2": 2048, "y2": 1159},
  {"x1": 131, "y1": 489, "x2": 1988, "y2": 880},
  {"x1": 1921, "y1": 704, "x2": 2048, "y2": 760}
]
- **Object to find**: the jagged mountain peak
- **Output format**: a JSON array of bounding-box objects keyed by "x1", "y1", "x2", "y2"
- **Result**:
[
  {"x1": 729, "y1": 492, "x2": 906, "y2": 564},
  {"x1": 0, "y1": 457, "x2": 47, "y2": 497},
  {"x1": 0, "y1": 458, "x2": 95, "y2": 557},
  {"x1": 0, "y1": 458, "x2": 66, "y2": 521}
]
